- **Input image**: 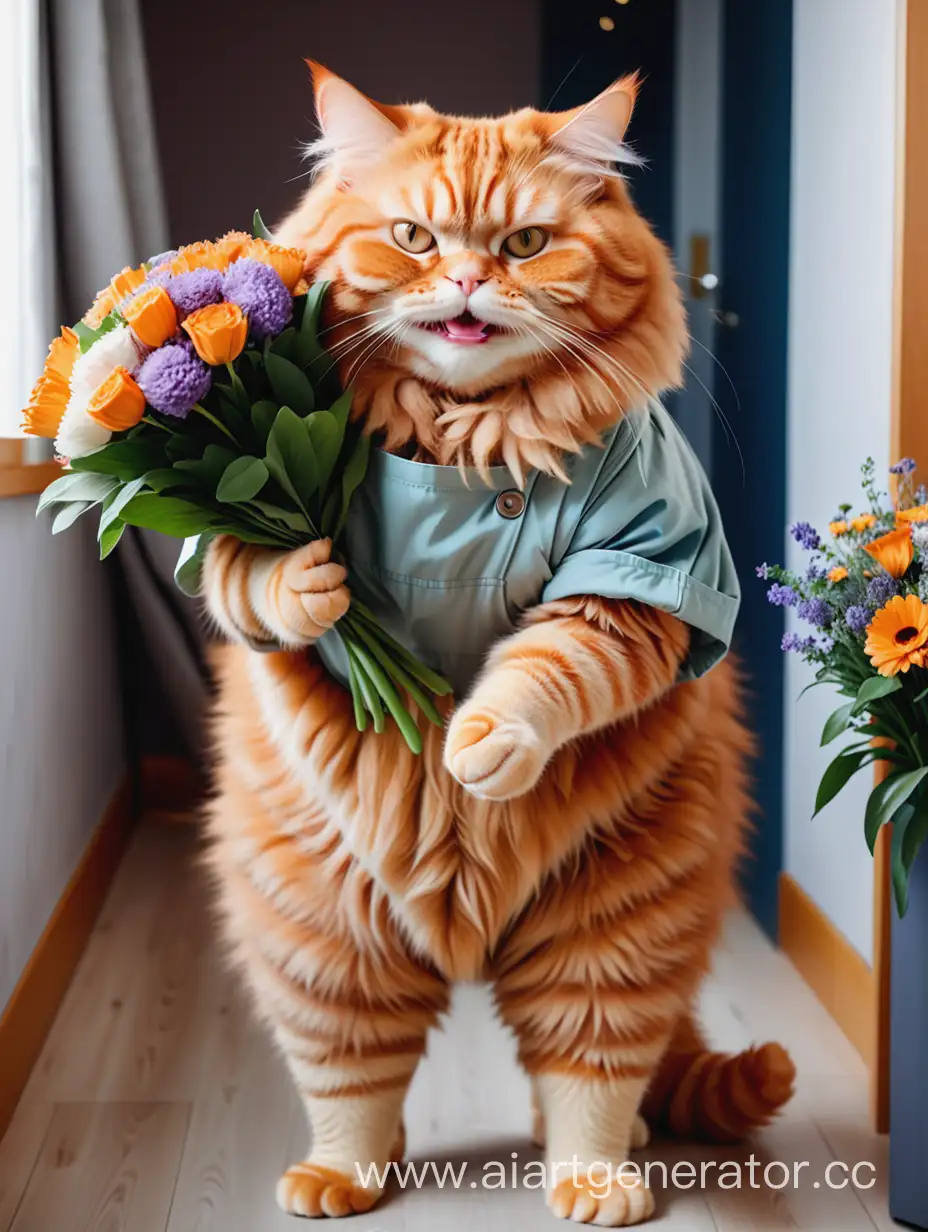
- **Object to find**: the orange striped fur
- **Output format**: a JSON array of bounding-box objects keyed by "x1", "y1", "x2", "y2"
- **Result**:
[{"x1": 203, "y1": 67, "x2": 794, "y2": 1225}]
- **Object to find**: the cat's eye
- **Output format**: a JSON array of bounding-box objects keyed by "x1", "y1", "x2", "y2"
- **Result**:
[
  {"x1": 502, "y1": 227, "x2": 548, "y2": 259},
  {"x1": 392, "y1": 221, "x2": 435, "y2": 254}
]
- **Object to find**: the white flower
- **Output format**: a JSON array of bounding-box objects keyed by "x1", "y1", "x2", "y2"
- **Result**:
[
  {"x1": 70, "y1": 323, "x2": 146, "y2": 400},
  {"x1": 54, "y1": 389, "x2": 111, "y2": 459}
]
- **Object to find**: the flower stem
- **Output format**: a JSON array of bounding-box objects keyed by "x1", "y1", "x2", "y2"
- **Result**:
[{"x1": 192, "y1": 402, "x2": 238, "y2": 445}]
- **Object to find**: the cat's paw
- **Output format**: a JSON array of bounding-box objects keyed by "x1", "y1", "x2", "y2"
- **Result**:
[
  {"x1": 273, "y1": 538, "x2": 350, "y2": 644},
  {"x1": 549, "y1": 1169, "x2": 655, "y2": 1227},
  {"x1": 276, "y1": 1161, "x2": 382, "y2": 1218},
  {"x1": 444, "y1": 705, "x2": 549, "y2": 800}
]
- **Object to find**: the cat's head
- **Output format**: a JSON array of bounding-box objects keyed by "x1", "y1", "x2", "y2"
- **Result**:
[{"x1": 277, "y1": 64, "x2": 686, "y2": 477}]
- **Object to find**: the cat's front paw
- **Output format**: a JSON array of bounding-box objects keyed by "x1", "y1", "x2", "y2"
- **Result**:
[
  {"x1": 276, "y1": 1161, "x2": 382, "y2": 1218},
  {"x1": 273, "y1": 538, "x2": 350, "y2": 644},
  {"x1": 444, "y1": 705, "x2": 549, "y2": 800}
]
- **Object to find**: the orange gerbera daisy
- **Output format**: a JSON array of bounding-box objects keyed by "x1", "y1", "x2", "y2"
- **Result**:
[
  {"x1": 22, "y1": 326, "x2": 79, "y2": 437},
  {"x1": 865, "y1": 594, "x2": 928, "y2": 676},
  {"x1": 84, "y1": 264, "x2": 147, "y2": 327},
  {"x1": 896, "y1": 503, "x2": 928, "y2": 527},
  {"x1": 851, "y1": 513, "x2": 876, "y2": 532},
  {"x1": 830, "y1": 520, "x2": 848, "y2": 536},
  {"x1": 864, "y1": 527, "x2": 914, "y2": 578},
  {"x1": 828, "y1": 566, "x2": 848, "y2": 582}
]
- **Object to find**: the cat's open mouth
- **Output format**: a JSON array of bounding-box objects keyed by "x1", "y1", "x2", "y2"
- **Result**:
[{"x1": 423, "y1": 312, "x2": 499, "y2": 345}]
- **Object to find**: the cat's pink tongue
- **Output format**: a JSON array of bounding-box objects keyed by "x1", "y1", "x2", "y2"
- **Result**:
[{"x1": 443, "y1": 315, "x2": 490, "y2": 343}]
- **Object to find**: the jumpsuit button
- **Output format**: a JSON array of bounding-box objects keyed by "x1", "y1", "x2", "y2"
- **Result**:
[{"x1": 495, "y1": 489, "x2": 525, "y2": 519}]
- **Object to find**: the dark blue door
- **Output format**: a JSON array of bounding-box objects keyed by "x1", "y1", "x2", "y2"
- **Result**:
[{"x1": 712, "y1": 0, "x2": 793, "y2": 937}]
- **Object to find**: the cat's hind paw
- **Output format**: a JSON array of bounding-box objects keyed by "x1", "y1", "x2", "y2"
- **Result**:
[{"x1": 548, "y1": 1169, "x2": 655, "y2": 1227}]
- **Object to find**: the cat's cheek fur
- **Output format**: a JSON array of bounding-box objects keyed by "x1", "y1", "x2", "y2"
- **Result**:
[{"x1": 444, "y1": 706, "x2": 551, "y2": 800}]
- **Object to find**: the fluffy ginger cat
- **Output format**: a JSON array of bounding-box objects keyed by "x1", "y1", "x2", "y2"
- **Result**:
[{"x1": 200, "y1": 63, "x2": 795, "y2": 1225}]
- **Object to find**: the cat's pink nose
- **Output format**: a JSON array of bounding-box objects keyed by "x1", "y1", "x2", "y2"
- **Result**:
[{"x1": 446, "y1": 274, "x2": 487, "y2": 298}]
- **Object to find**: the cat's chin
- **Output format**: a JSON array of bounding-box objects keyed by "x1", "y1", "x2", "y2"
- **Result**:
[{"x1": 400, "y1": 325, "x2": 543, "y2": 393}]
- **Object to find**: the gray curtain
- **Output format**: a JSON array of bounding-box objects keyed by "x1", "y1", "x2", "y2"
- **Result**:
[{"x1": 48, "y1": 0, "x2": 210, "y2": 760}]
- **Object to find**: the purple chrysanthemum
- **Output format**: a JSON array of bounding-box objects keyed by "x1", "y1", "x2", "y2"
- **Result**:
[
  {"x1": 137, "y1": 342, "x2": 211, "y2": 418},
  {"x1": 223, "y1": 258, "x2": 292, "y2": 339},
  {"x1": 845, "y1": 604, "x2": 872, "y2": 634},
  {"x1": 756, "y1": 563, "x2": 770, "y2": 579},
  {"x1": 867, "y1": 574, "x2": 899, "y2": 606},
  {"x1": 890, "y1": 457, "x2": 917, "y2": 475},
  {"x1": 790, "y1": 521, "x2": 821, "y2": 551},
  {"x1": 782, "y1": 632, "x2": 816, "y2": 653},
  {"x1": 798, "y1": 597, "x2": 834, "y2": 627},
  {"x1": 167, "y1": 268, "x2": 224, "y2": 316},
  {"x1": 767, "y1": 583, "x2": 799, "y2": 608}
]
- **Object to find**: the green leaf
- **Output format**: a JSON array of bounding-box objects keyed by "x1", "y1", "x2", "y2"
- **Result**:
[
  {"x1": 335, "y1": 432, "x2": 371, "y2": 538},
  {"x1": 327, "y1": 388, "x2": 353, "y2": 439},
  {"x1": 164, "y1": 435, "x2": 202, "y2": 463},
  {"x1": 70, "y1": 438, "x2": 168, "y2": 478},
  {"x1": 901, "y1": 802, "x2": 928, "y2": 878},
  {"x1": 821, "y1": 701, "x2": 856, "y2": 746},
  {"x1": 293, "y1": 281, "x2": 328, "y2": 369},
  {"x1": 37, "y1": 471, "x2": 118, "y2": 513},
  {"x1": 305, "y1": 411, "x2": 341, "y2": 492},
  {"x1": 270, "y1": 327, "x2": 297, "y2": 361},
  {"x1": 891, "y1": 807, "x2": 915, "y2": 916},
  {"x1": 265, "y1": 353, "x2": 315, "y2": 414},
  {"x1": 248, "y1": 500, "x2": 312, "y2": 534},
  {"x1": 176, "y1": 443, "x2": 237, "y2": 492},
  {"x1": 253, "y1": 208, "x2": 274, "y2": 241},
  {"x1": 119, "y1": 494, "x2": 230, "y2": 539},
  {"x1": 913, "y1": 684, "x2": 928, "y2": 704},
  {"x1": 251, "y1": 400, "x2": 278, "y2": 444},
  {"x1": 851, "y1": 675, "x2": 903, "y2": 715},
  {"x1": 99, "y1": 519, "x2": 126, "y2": 559},
  {"x1": 813, "y1": 747, "x2": 873, "y2": 816},
  {"x1": 864, "y1": 767, "x2": 928, "y2": 853},
  {"x1": 265, "y1": 406, "x2": 320, "y2": 516},
  {"x1": 73, "y1": 312, "x2": 119, "y2": 355},
  {"x1": 142, "y1": 468, "x2": 195, "y2": 494},
  {"x1": 98, "y1": 476, "x2": 149, "y2": 538},
  {"x1": 51, "y1": 501, "x2": 92, "y2": 533},
  {"x1": 217, "y1": 456, "x2": 269, "y2": 503}
]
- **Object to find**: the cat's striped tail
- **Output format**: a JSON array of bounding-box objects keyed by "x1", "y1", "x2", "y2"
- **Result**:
[{"x1": 641, "y1": 1016, "x2": 796, "y2": 1144}]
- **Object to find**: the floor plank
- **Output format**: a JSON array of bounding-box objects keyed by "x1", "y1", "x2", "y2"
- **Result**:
[
  {"x1": 9, "y1": 1102, "x2": 189, "y2": 1232},
  {"x1": 0, "y1": 823, "x2": 903, "y2": 1230},
  {"x1": 0, "y1": 1102, "x2": 52, "y2": 1229}
]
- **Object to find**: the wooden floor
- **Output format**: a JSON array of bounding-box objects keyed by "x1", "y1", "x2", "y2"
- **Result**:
[{"x1": 0, "y1": 822, "x2": 901, "y2": 1231}]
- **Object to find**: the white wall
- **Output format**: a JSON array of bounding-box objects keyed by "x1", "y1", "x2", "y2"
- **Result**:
[
  {"x1": 784, "y1": 0, "x2": 898, "y2": 961},
  {"x1": 0, "y1": 501, "x2": 123, "y2": 1009}
]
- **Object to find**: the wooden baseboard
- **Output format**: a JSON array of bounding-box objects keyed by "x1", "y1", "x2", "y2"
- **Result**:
[
  {"x1": 779, "y1": 872, "x2": 875, "y2": 1069},
  {"x1": 0, "y1": 777, "x2": 134, "y2": 1141}
]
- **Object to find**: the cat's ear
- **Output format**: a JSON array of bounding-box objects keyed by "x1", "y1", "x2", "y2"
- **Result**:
[
  {"x1": 306, "y1": 62, "x2": 407, "y2": 179},
  {"x1": 542, "y1": 74, "x2": 640, "y2": 173}
]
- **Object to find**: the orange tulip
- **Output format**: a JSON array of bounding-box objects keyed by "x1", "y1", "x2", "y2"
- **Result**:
[
  {"x1": 85, "y1": 264, "x2": 147, "y2": 327},
  {"x1": 863, "y1": 526, "x2": 914, "y2": 579},
  {"x1": 896, "y1": 503, "x2": 928, "y2": 528},
  {"x1": 851, "y1": 513, "x2": 876, "y2": 532},
  {"x1": 827, "y1": 566, "x2": 848, "y2": 582},
  {"x1": 249, "y1": 238, "x2": 305, "y2": 291},
  {"x1": 216, "y1": 230, "x2": 252, "y2": 265},
  {"x1": 86, "y1": 367, "x2": 146, "y2": 431},
  {"x1": 124, "y1": 286, "x2": 178, "y2": 347},
  {"x1": 182, "y1": 302, "x2": 248, "y2": 365},
  {"x1": 22, "y1": 326, "x2": 79, "y2": 438}
]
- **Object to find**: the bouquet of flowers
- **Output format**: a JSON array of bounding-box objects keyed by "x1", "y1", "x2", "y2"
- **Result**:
[
  {"x1": 23, "y1": 212, "x2": 451, "y2": 753},
  {"x1": 760, "y1": 457, "x2": 928, "y2": 914}
]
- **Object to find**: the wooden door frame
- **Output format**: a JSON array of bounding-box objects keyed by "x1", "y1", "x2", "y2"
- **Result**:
[{"x1": 871, "y1": 0, "x2": 928, "y2": 1135}]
